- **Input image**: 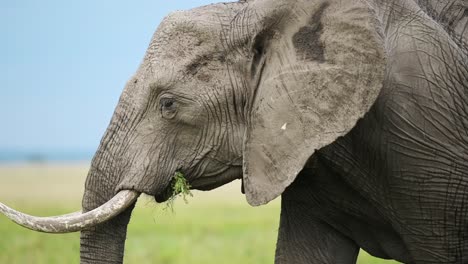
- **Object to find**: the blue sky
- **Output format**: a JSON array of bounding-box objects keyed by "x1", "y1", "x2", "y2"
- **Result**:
[{"x1": 1, "y1": 0, "x2": 231, "y2": 154}]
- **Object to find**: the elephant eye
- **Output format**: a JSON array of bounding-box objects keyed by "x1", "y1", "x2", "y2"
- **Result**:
[
  {"x1": 160, "y1": 97, "x2": 177, "y2": 119},
  {"x1": 162, "y1": 99, "x2": 174, "y2": 109}
]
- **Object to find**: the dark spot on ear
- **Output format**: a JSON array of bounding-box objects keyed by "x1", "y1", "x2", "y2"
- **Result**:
[{"x1": 292, "y1": 2, "x2": 329, "y2": 62}]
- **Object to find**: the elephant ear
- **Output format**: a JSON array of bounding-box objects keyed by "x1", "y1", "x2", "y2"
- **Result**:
[{"x1": 242, "y1": 0, "x2": 386, "y2": 205}]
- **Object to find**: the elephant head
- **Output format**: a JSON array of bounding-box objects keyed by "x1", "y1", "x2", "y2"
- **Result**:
[{"x1": 0, "y1": 0, "x2": 387, "y2": 262}]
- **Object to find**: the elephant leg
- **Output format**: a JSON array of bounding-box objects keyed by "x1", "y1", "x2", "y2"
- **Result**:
[{"x1": 275, "y1": 171, "x2": 359, "y2": 264}]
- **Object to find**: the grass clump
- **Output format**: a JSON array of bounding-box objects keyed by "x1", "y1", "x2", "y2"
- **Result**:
[{"x1": 165, "y1": 171, "x2": 193, "y2": 211}]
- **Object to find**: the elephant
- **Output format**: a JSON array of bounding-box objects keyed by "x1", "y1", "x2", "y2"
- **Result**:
[{"x1": 1, "y1": 0, "x2": 467, "y2": 263}]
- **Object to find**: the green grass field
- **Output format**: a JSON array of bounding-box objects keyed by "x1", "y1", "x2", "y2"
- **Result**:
[{"x1": 0, "y1": 164, "x2": 400, "y2": 263}]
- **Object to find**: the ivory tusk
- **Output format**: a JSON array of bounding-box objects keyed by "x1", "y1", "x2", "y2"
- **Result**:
[{"x1": 0, "y1": 190, "x2": 139, "y2": 233}]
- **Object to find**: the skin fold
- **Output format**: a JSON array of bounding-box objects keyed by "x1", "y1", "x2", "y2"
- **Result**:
[{"x1": 3, "y1": 0, "x2": 465, "y2": 263}]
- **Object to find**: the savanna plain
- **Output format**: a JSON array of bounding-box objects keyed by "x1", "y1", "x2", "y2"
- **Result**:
[{"x1": 0, "y1": 164, "x2": 400, "y2": 263}]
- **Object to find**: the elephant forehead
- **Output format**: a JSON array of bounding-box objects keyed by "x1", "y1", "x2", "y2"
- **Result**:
[
  {"x1": 146, "y1": 8, "x2": 223, "y2": 62},
  {"x1": 144, "y1": 46, "x2": 223, "y2": 82},
  {"x1": 139, "y1": 3, "x2": 243, "y2": 80}
]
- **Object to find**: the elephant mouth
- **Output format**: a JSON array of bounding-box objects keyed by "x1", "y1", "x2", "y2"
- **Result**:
[
  {"x1": 154, "y1": 166, "x2": 242, "y2": 203},
  {"x1": 154, "y1": 185, "x2": 173, "y2": 203}
]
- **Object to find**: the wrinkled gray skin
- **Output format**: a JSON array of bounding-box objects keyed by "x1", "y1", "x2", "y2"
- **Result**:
[{"x1": 79, "y1": 0, "x2": 467, "y2": 263}]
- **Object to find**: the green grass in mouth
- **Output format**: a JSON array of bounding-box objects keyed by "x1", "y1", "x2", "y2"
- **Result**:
[{"x1": 165, "y1": 171, "x2": 193, "y2": 211}]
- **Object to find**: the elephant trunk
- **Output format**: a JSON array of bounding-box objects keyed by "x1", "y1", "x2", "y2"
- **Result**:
[
  {"x1": 78, "y1": 83, "x2": 154, "y2": 263},
  {"x1": 79, "y1": 146, "x2": 137, "y2": 264},
  {"x1": 79, "y1": 205, "x2": 135, "y2": 264}
]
